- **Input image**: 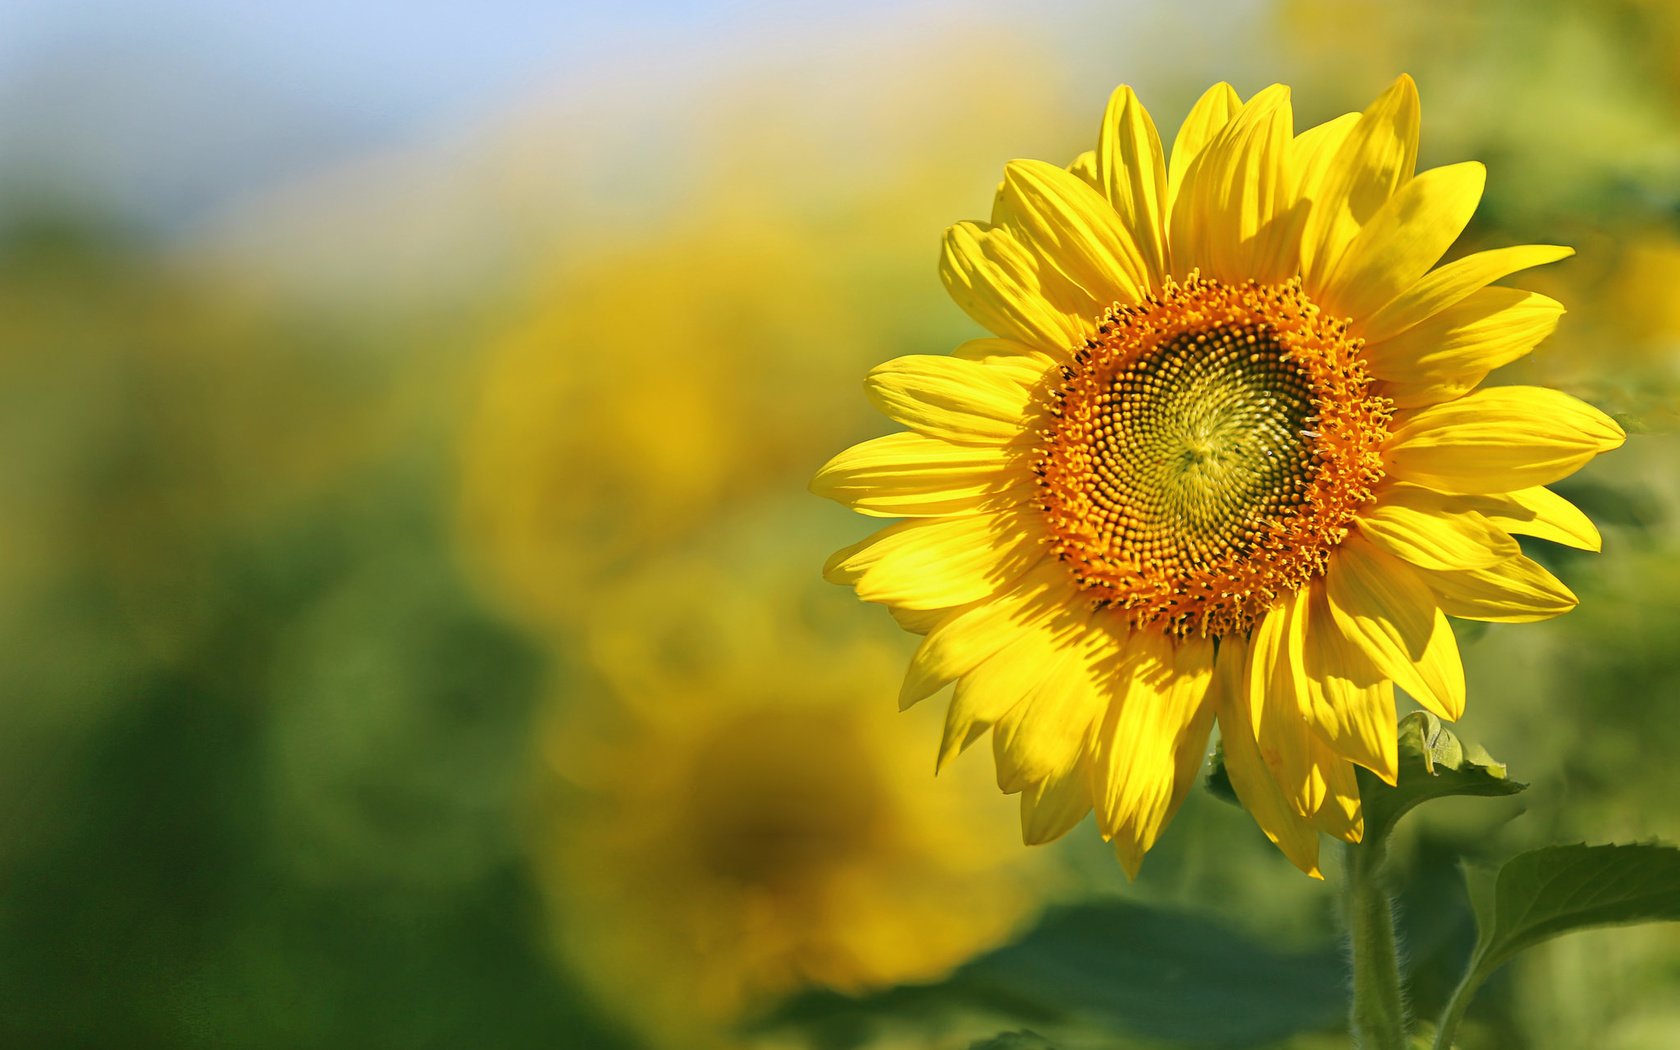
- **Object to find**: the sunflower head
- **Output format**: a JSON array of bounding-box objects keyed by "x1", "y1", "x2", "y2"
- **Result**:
[
  {"x1": 815, "y1": 76, "x2": 1623, "y2": 877},
  {"x1": 532, "y1": 555, "x2": 1041, "y2": 1045},
  {"x1": 1036, "y1": 273, "x2": 1393, "y2": 639}
]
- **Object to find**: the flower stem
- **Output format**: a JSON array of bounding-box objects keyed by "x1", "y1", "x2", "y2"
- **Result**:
[
  {"x1": 1431, "y1": 965, "x2": 1485, "y2": 1050},
  {"x1": 1345, "y1": 838, "x2": 1407, "y2": 1050}
]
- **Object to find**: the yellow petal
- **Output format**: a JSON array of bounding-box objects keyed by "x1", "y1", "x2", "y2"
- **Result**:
[
  {"x1": 889, "y1": 605, "x2": 947, "y2": 636},
  {"x1": 1356, "y1": 484, "x2": 1519, "y2": 571},
  {"x1": 951, "y1": 336, "x2": 1059, "y2": 373},
  {"x1": 1171, "y1": 84, "x2": 1299, "y2": 282},
  {"x1": 995, "y1": 158, "x2": 1150, "y2": 306},
  {"x1": 1414, "y1": 555, "x2": 1578, "y2": 623},
  {"x1": 1067, "y1": 148, "x2": 1100, "y2": 191},
  {"x1": 1325, "y1": 534, "x2": 1466, "y2": 721},
  {"x1": 866, "y1": 354, "x2": 1034, "y2": 445},
  {"x1": 993, "y1": 623, "x2": 1108, "y2": 791},
  {"x1": 940, "y1": 221, "x2": 1089, "y2": 354},
  {"x1": 1160, "y1": 677, "x2": 1218, "y2": 829},
  {"x1": 1096, "y1": 85, "x2": 1170, "y2": 284},
  {"x1": 901, "y1": 562, "x2": 1068, "y2": 710},
  {"x1": 1020, "y1": 760, "x2": 1093, "y2": 845},
  {"x1": 1365, "y1": 288, "x2": 1565, "y2": 407},
  {"x1": 1292, "y1": 111, "x2": 1359, "y2": 204},
  {"x1": 1302, "y1": 584, "x2": 1399, "y2": 785},
  {"x1": 1091, "y1": 630, "x2": 1215, "y2": 859},
  {"x1": 939, "y1": 629, "x2": 1058, "y2": 769},
  {"x1": 1166, "y1": 82, "x2": 1242, "y2": 225},
  {"x1": 1385, "y1": 386, "x2": 1626, "y2": 494},
  {"x1": 1308, "y1": 744, "x2": 1365, "y2": 843},
  {"x1": 1360, "y1": 244, "x2": 1573, "y2": 344},
  {"x1": 826, "y1": 512, "x2": 1043, "y2": 611},
  {"x1": 1211, "y1": 637, "x2": 1322, "y2": 878},
  {"x1": 810, "y1": 431, "x2": 1026, "y2": 517},
  {"x1": 1300, "y1": 74, "x2": 1420, "y2": 289},
  {"x1": 1249, "y1": 587, "x2": 1326, "y2": 817},
  {"x1": 1319, "y1": 161, "x2": 1485, "y2": 320},
  {"x1": 1477, "y1": 486, "x2": 1601, "y2": 552}
]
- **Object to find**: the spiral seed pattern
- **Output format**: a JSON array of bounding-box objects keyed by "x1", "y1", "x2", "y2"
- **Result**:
[{"x1": 1035, "y1": 275, "x2": 1392, "y2": 638}]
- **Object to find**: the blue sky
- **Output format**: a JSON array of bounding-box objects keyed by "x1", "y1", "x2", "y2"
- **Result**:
[{"x1": 0, "y1": 0, "x2": 916, "y2": 228}]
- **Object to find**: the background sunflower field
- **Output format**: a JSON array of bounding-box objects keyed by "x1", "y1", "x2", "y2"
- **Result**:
[{"x1": 2, "y1": 0, "x2": 1676, "y2": 1047}]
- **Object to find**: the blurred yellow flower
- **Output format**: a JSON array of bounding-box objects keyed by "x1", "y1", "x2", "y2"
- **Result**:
[
  {"x1": 815, "y1": 77, "x2": 1622, "y2": 878},
  {"x1": 455, "y1": 224, "x2": 867, "y2": 636},
  {"x1": 532, "y1": 555, "x2": 1041, "y2": 1048}
]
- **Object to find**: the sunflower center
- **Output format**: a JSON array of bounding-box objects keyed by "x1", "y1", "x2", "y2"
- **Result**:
[
  {"x1": 684, "y1": 706, "x2": 887, "y2": 887},
  {"x1": 1035, "y1": 275, "x2": 1391, "y2": 638}
]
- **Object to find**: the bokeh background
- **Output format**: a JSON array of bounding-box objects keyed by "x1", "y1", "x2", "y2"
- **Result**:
[{"x1": 3, "y1": 0, "x2": 1677, "y2": 1047}]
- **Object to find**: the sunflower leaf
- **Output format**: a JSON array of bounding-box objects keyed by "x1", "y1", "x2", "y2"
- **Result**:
[
  {"x1": 1434, "y1": 843, "x2": 1680, "y2": 1046},
  {"x1": 748, "y1": 898, "x2": 1345, "y2": 1048},
  {"x1": 966, "y1": 1032, "x2": 1059, "y2": 1050},
  {"x1": 1465, "y1": 842, "x2": 1680, "y2": 980},
  {"x1": 1355, "y1": 711, "x2": 1526, "y2": 848}
]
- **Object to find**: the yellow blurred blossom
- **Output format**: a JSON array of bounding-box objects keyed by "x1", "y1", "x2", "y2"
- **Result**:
[{"x1": 530, "y1": 553, "x2": 1044, "y2": 1048}]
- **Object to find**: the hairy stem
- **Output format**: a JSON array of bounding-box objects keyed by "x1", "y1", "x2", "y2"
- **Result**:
[{"x1": 1345, "y1": 839, "x2": 1407, "y2": 1050}]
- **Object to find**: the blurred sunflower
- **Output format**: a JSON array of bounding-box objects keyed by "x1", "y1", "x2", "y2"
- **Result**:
[
  {"x1": 455, "y1": 224, "x2": 865, "y2": 636},
  {"x1": 532, "y1": 556, "x2": 1041, "y2": 1048},
  {"x1": 815, "y1": 76, "x2": 1623, "y2": 877}
]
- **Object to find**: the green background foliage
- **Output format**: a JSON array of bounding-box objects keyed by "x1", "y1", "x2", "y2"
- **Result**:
[{"x1": 2, "y1": 0, "x2": 1678, "y2": 1046}]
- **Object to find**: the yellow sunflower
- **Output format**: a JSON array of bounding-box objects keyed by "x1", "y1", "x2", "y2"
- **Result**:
[
  {"x1": 813, "y1": 76, "x2": 1624, "y2": 878},
  {"x1": 532, "y1": 555, "x2": 1041, "y2": 1047}
]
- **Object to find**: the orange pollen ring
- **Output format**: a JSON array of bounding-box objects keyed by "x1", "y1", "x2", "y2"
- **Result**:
[{"x1": 1032, "y1": 273, "x2": 1392, "y2": 638}]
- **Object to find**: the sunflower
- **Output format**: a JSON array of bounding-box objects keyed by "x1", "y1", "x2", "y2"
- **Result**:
[
  {"x1": 532, "y1": 553, "x2": 1041, "y2": 1048},
  {"x1": 813, "y1": 76, "x2": 1623, "y2": 877}
]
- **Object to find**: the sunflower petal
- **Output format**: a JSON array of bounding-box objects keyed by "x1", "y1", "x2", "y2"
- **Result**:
[
  {"x1": 1092, "y1": 630, "x2": 1214, "y2": 871},
  {"x1": 1211, "y1": 637, "x2": 1323, "y2": 878},
  {"x1": 1361, "y1": 244, "x2": 1573, "y2": 343},
  {"x1": 1067, "y1": 148, "x2": 1100, "y2": 191},
  {"x1": 1478, "y1": 486, "x2": 1601, "y2": 551},
  {"x1": 938, "y1": 629, "x2": 1049, "y2": 769},
  {"x1": 901, "y1": 563, "x2": 1067, "y2": 710},
  {"x1": 1325, "y1": 534, "x2": 1465, "y2": 721},
  {"x1": 1302, "y1": 585, "x2": 1399, "y2": 784},
  {"x1": 1166, "y1": 82, "x2": 1243, "y2": 222},
  {"x1": 866, "y1": 354, "x2": 1034, "y2": 445},
  {"x1": 1096, "y1": 85, "x2": 1170, "y2": 284},
  {"x1": 811, "y1": 431, "x2": 1026, "y2": 517},
  {"x1": 993, "y1": 624, "x2": 1107, "y2": 790},
  {"x1": 1319, "y1": 161, "x2": 1485, "y2": 319},
  {"x1": 1414, "y1": 556, "x2": 1578, "y2": 623},
  {"x1": 996, "y1": 159, "x2": 1150, "y2": 307},
  {"x1": 1308, "y1": 744, "x2": 1364, "y2": 843},
  {"x1": 1385, "y1": 386, "x2": 1626, "y2": 494},
  {"x1": 1021, "y1": 762, "x2": 1093, "y2": 845},
  {"x1": 940, "y1": 221, "x2": 1089, "y2": 354},
  {"x1": 1249, "y1": 586, "x2": 1325, "y2": 817},
  {"x1": 1300, "y1": 74, "x2": 1420, "y2": 289},
  {"x1": 889, "y1": 605, "x2": 947, "y2": 636},
  {"x1": 1172, "y1": 84, "x2": 1298, "y2": 282},
  {"x1": 951, "y1": 336, "x2": 1059, "y2": 373},
  {"x1": 827, "y1": 513, "x2": 1043, "y2": 611},
  {"x1": 1366, "y1": 288, "x2": 1565, "y2": 407},
  {"x1": 1356, "y1": 484, "x2": 1519, "y2": 571},
  {"x1": 1292, "y1": 112, "x2": 1359, "y2": 202}
]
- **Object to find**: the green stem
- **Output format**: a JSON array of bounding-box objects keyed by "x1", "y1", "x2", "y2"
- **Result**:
[
  {"x1": 1432, "y1": 962, "x2": 1486, "y2": 1050},
  {"x1": 1345, "y1": 838, "x2": 1407, "y2": 1050}
]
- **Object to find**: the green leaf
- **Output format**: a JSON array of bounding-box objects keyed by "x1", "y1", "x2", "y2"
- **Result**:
[
  {"x1": 967, "y1": 1032, "x2": 1058, "y2": 1050},
  {"x1": 1467, "y1": 842, "x2": 1680, "y2": 979},
  {"x1": 1355, "y1": 711, "x2": 1527, "y2": 848},
  {"x1": 751, "y1": 899, "x2": 1346, "y2": 1049},
  {"x1": 1434, "y1": 843, "x2": 1680, "y2": 1049}
]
